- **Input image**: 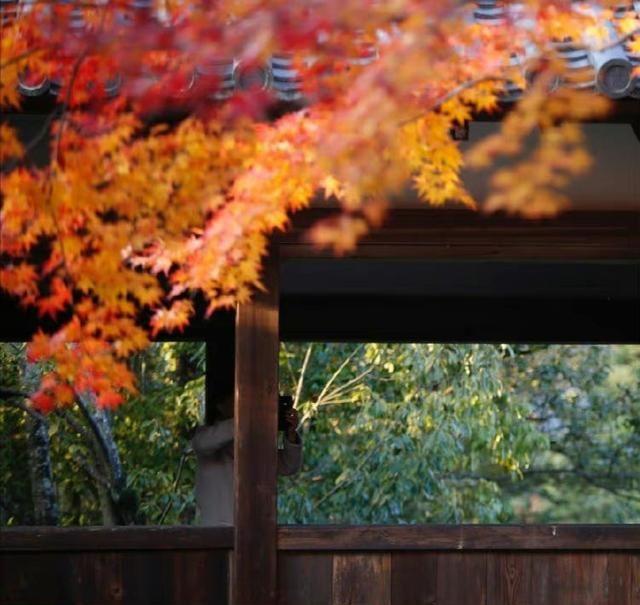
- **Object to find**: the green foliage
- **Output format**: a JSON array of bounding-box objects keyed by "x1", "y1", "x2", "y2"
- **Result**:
[
  {"x1": 2, "y1": 340, "x2": 638, "y2": 526},
  {"x1": 112, "y1": 342, "x2": 204, "y2": 525},
  {"x1": 0, "y1": 341, "x2": 204, "y2": 526},
  {"x1": 0, "y1": 344, "x2": 33, "y2": 525},
  {"x1": 278, "y1": 343, "x2": 640, "y2": 524}
]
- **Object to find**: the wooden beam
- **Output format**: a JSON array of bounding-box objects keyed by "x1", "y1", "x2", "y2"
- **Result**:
[
  {"x1": 0, "y1": 527, "x2": 233, "y2": 551},
  {"x1": 277, "y1": 209, "x2": 640, "y2": 261},
  {"x1": 277, "y1": 525, "x2": 640, "y2": 551},
  {"x1": 233, "y1": 251, "x2": 280, "y2": 605},
  {"x1": 280, "y1": 296, "x2": 639, "y2": 343}
]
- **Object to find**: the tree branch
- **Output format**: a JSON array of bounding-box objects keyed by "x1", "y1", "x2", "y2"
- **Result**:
[
  {"x1": 293, "y1": 344, "x2": 313, "y2": 408},
  {"x1": 0, "y1": 390, "x2": 45, "y2": 422},
  {"x1": 157, "y1": 448, "x2": 191, "y2": 524}
]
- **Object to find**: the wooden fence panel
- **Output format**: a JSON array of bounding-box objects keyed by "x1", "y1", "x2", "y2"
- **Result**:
[
  {"x1": 0, "y1": 549, "x2": 230, "y2": 605},
  {"x1": 2, "y1": 527, "x2": 639, "y2": 605},
  {"x1": 274, "y1": 549, "x2": 640, "y2": 605}
]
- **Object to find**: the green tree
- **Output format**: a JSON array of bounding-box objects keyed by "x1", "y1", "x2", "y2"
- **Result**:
[
  {"x1": 1, "y1": 341, "x2": 204, "y2": 526},
  {"x1": 278, "y1": 343, "x2": 640, "y2": 524}
]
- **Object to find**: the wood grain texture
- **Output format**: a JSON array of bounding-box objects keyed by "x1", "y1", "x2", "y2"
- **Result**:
[
  {"x1": 606, "y1": 553, "x2": 636, "y2": 605},
  {"x1": 277, "y1": 552, "x2": 333, "y2": 605},
  {"x1": 436, "y1": 552, "x2": 487, "y2": 605},
  {"x1": 277, "y1": 525, "x2": 640, "y2": 551},
  {"x1": 631, "y1": 554, "x2": 640, "y2": 605},
  {"x1": 333, "y1": 553, "x2": 391, "y2": 605},
  {"x1": 548, "y1": 553, "x2": 609, "y2": 605},
  {"x1": 390, "y1": 552, "x2": 437, "y2": 605},
  {"x1": 487, "y1": 553, "x2": 531, "y2": 605},
  {"x1": 233, "y1": 250, "x2": 280, "y2": 605},
  {"x1": 528, "y1": 554, "x2": 552, "y2": 605}
]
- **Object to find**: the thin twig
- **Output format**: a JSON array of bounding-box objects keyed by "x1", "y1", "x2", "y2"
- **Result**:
[
  {"x1": 321, "y1": 367, "x2": 374, "y2": 402},
  {"x1": 293, "y1": 344, "x2": 313, "y2": 408},
  {"x1": 158, "y1": 449, "x2": 190, "y2": 524},
  {"x1": 316, "y1": 345, "x2": 363, "y2": 404},
  {"x1": 399, "y1": 75, "x2": 509, "y2": 128}
]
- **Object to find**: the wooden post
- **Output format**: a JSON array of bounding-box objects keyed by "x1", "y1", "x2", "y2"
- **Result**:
[{"x1": 233, "y1": 251, "x2": 280, "y2": 605}]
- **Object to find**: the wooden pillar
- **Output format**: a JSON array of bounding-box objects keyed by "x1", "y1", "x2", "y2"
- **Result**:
[{"x1": 233, "y1": 251, "x2": 279, "y2": 605}]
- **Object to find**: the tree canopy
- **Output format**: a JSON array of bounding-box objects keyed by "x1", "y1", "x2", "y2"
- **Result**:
[
  {"x1": 2, "y1": 0, "x2": 639, "y2": 408},
  {"x1": 278, "y1": 342, "x2": 640, "y2": 524},
  {"x1": 2, "y1": 342, "x2": 638, "y2": 525}
]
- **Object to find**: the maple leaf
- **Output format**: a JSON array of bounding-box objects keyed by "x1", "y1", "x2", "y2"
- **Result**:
[
  {"x1": 30, "y1": 391, "x2": 56, "y2": 413},
  {"x1": 150, "y1": 300, "x2": 194, "y2": 336},
  {"x1": 37, "y1": 278, "x2": 73, "y2": 318},
  {"x1": 0, "y1": 124, "x2": 24, "y2": 163},
  {"x1": 0, "y1": 0, "x2": 628, "y2": 409}
]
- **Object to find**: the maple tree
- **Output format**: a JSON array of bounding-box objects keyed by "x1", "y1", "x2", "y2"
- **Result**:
[{"x1": 1, "y1": 0, "x2": 639, "y2": 411}]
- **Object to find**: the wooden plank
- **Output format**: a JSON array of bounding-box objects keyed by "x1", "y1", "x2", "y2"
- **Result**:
[
  {"x1": 0, "y1": 526, "x2": 234, "y2": 551},
  {"x1": 436, "y1": 552, "x2": 486, "y2": 605},
  {"x1": 607, "y1": 553, "x2": 635, "y2": 605},
  {"x1": 333, "y1": 553, "x2": 391, "y2": 605},
  {"x1": 547, "y1": 553, "x2": 609, "y2": 605},
  {"x1": 278, "y1": 525, "x2": 640, "y2": 551},
  {"x1": 485, "y1": 553, "x2": 622, "y2": 605},
  {"x1": 233, "y1": 250, "x2": 280, "y2": 605},
  {"x1": 390, "y1": 552, "x2": 437, "y2": 605},
  {"x1": 486, "y1": 552, "x2": 531, "y2": 605},
  {"x1": 277, "y1": 552, "x2": 333, "y2": 605},
  {"x1": 528, "y1": 554, "x2": 552, "y2": 605},
  {"x1": 632, "y1": 554, "x2": 640, "y2": 605}
]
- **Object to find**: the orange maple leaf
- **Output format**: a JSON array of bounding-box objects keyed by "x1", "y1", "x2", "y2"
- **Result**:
[
  {"x1": 37, "y1": 278, "x2": 73, "y2": 318},
  {"x1": 150, "y1": 299, "x2": 194, "y2": 336}
]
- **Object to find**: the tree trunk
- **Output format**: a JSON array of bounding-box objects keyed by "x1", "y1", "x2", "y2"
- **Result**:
[
  {"x1": 77, "y1": 392, "x2": 140, "y2": 525},
  {"x1": 23, "y1": 363, "x2": 59, "y2": 526}
]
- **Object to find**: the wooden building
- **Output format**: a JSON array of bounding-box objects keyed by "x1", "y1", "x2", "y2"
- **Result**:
[
  {"x1": 3, "y1": 198, "x2": 640, "y2": 604},
  {"x1": 2, "y1": 22, "x2": 640, "y2": 605}
]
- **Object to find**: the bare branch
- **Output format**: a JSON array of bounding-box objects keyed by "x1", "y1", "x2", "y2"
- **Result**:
[{"x1": 293, "y1": 344, "x2": 313, "y2": 408}]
